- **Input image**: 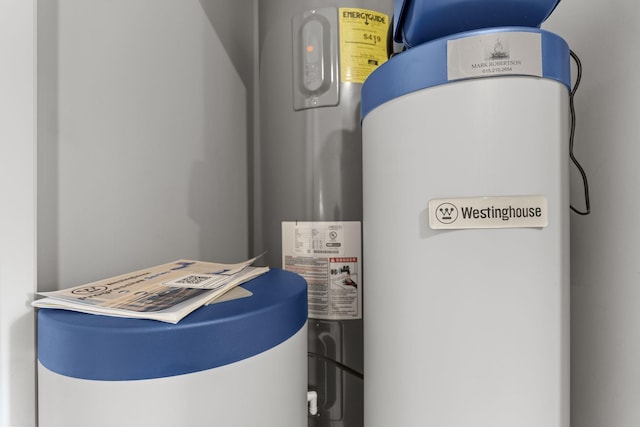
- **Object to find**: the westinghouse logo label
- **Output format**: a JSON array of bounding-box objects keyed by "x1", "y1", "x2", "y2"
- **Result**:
[
  {"x1": 429, "y1": 196, "x2": 548, "y2": 230},
  {"x1": 435, "y1": 202, "x2": 458, "y2": 224}
]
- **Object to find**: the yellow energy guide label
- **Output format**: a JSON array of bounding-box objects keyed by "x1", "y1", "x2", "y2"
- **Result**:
[{"x1": 339, "y1": 8, "x2": 389, "y2": 83}]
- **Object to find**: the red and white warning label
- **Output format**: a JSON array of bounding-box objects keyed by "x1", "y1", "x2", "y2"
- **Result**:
[{"x1": 282, "y1": 221, "x2": 362, "y2": 320}]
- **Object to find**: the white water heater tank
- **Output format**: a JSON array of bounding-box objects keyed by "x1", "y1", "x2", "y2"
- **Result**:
[{"x1": 361, "y1": 27, "x2": 570, "y2": 426}]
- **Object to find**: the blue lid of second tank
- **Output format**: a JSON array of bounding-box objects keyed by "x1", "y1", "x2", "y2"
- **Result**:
[
  {"x1": 37, "y1": 268, "x2": 308, "y2": 381},
  {"x1": 362, "y1": 27, "x2": 570, "y2": 121},
  {"x1": 393, "y1": 0, "x2": 561, "y2": 47}
]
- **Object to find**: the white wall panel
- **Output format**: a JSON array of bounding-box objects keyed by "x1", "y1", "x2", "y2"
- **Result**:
[
  {"x1": 38, "y1": 0, "x2": 252, "y2": 290},
  {"x1": 544, "y1": 1, "x2": 640, "y2": 426},
  {"x1": 0, "y1": 1, "x2": 37, "y2": 425}
]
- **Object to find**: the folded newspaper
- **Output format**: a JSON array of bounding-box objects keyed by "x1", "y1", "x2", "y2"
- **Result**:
[{"x1": 32, "y1": 257, "x2": 269, "y2": 324}]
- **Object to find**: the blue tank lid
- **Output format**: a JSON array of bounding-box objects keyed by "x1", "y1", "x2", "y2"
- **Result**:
[
  {"x1": 394, "y1": 0, "x2": 561, "y2": 47},
  {"x1": 37, "y1": 268, "x2": 308, "y2": 381},
  {"x1": 362, "y1": 27, "x2": 570, "y2": 121}
]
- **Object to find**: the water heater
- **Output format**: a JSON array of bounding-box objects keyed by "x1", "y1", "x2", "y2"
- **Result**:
[
  {"x1": 259, "y1": 1, "x2": 391, "y2": 426},
  {"x1": 362, "y1": 27, "x2": 570, "y2": 426}
]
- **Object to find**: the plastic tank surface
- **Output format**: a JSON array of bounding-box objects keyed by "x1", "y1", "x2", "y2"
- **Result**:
[
  {"x1": 394, "y1": 0, "x2": 560, "y2": 47},
  {"x1": 362, "y1": 28, "x2": 570, "y2": 427},
  {"x1": 37, "y1": 269, "x2": 308, "y2": 427}
]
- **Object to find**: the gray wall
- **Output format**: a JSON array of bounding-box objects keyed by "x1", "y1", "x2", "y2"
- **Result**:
[
  {"x1": 38, "y1": 0, "x2": 255, "y2": 290},
  {"x1": 0, "y1": 1, "x2": 37, "y2": 425},
  {"x1": 544, "y1": 1, "x2": 640, "y2": 425}
]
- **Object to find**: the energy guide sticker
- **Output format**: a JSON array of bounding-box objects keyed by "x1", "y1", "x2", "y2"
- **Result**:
[
  {"x1": 429, "y1": 195, "x2": 548, "y2": 229},
  {"x1": 339, "y1": 8, "x2": 389, "y2": 83}
]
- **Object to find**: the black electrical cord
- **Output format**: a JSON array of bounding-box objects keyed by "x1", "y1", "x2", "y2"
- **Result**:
[
  {"x1": 569, "y1": 49, "x2": 591, "y2": 215},
  {"x1": 308, "y1": 352, "x2": 364, "y2": 380}
]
